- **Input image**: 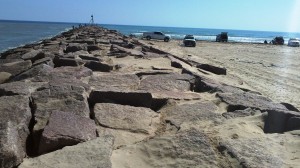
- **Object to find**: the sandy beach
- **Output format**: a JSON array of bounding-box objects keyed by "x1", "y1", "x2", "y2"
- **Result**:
[{"x1": 143, "y1": 40, "x2": 300, "y2": 109}]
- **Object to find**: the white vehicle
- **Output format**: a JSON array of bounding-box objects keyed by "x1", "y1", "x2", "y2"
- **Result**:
[
  {"x1": 288, "y1": 38, "x2": 300, "y2": 47},
  {"x1": 143, "y1": 32, "x2": 171, "y2": 42}
]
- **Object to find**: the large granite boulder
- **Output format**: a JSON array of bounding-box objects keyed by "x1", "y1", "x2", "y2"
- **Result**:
[
  {"x1": 110, "y1": 44, "x2": 144, "y2": 57},
  {"x1": 94, "y1": 103, "x2": 159, "y2": 134},
  {"x1": 84, "y1": 60, "x2": 114, "y2": 72},
  {"x1": 160, "y1": 102, "x2": 221, "y2": 129},
  {"x1": 0, "y1": 72, "x2": 11, "y2": 84},
  {"x1": 19, "y1": 136, "x2": 114, "y2": 168},
  {"x1": 31, "y1": 83, "x2": 90, "y2": 133},
  {"x1": 222, "y1": 108, "x2": 260, "y2": 119},
  {"x1": 216, "y1": 121, "x2": 287, "y2": 168},
  {"x1": 0, "y1": 96, "x2": 31, "y2": 168},
  {"x1": 138, "y1": 73, "x2": 195, "y2": 92},
  {"x1": 0, "y1": 60, "x2": 32, "y2": 76},
  {"x1": 65, "y1": 43, "x2": 87, "y2": 53},
  {"x1": 194, "y1": 77, "x2": 244, "y2": 93},
  {"x1": 217, "y1": 92, "x2": 288, "y2": 111},
  {"x1": 21, "y1": 49, "x2": 45, "y2": 62},
  {"x1": 151, "y1": 91, "x2": 202, "y2": 100},
  {"x1": 89, "y1": 73, "x2": 140, "y2": 91},
  {"x1": 0, "y1": 81, "x2": 46, "y2": 96},
  {"x1": 264, "y1": 110, "x2": 300, "y2": 133},
  {"x1": 89, "y1": 90, "x2": 153, "y2": 108},
  {"x1": 12, "y1": 64, "x2": 53, "y2": 81},
  {"x1": 196, "y1": 63, "x2": 227, "y2": 75},
  {"x1": 32, "y1": 57, "x2": 54, "y2": 67},
  {"x1": 112, "y1": 129, "x2": 221, "y2": 168},
  {"x1": 53, "y1": 56, "x2": 83, "y2": 67},
  {"x1": 39, "y1": 111, "x2": 97, "y2": 154},
  {"x1": 97, "y1": 127, "x2": 150, "y2": 149},
  {"x1": 31, "y1": 66, "x2": 92, "y2": 84}
]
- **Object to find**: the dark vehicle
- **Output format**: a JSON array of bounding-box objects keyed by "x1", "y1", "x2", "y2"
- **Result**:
[
  {"x1": 271, "y1": 36, "x2": 284, "y2": 45},
  {"x1": 183, "y1": 35, "x2": 196, "y2": 47},
  {"x1": 216, "y1": 32, "x2": 228, "y2": 42}
]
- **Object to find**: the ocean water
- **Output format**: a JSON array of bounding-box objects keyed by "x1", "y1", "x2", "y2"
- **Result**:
[
  {"x1": 101, "y1": 24, "x2": 300, "y2": 44},
  {"x1": 0, "y1": 20, "x2": 75, "y2": 52},
  {"x1": 1, "y1": 20, "x2": 300, "y2": 53}
]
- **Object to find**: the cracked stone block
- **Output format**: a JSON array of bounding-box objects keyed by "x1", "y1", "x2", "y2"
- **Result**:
[{"x1": 38, "y1": 111, "x2": 97, "y2": 154}]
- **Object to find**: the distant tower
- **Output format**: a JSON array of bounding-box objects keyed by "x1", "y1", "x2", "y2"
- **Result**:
[{"x1": 89, "y1": 15, "x2": 94, "y2": 25}]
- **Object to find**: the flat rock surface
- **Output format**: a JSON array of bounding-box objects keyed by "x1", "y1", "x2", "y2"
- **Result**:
[
  {"x1": 39, "y1": 111, "x2": 97, "y2": 154},
  {"x1": 0, "y1": 60, "x2": 32, "y2": 76},
  {"x1": 89, "y1": 73, "x2": 140, "y2": 91},
  {"x1": 31, "y1": 82, "x2": 90, "y2": 132},
  {"x1": 160, "y1": 101, "x2": 221, "y2": 129},
  {"x1": 19, "y1": 136, "x2": 114, "y2": 168},
  {"x1": 217, "y1": 92, "x2": 288, "y2": 111},
  {"x1": 94, "y1": 103, "x2": 159, "y2": 134},
  {"x1": 138, "y1": 73, "x2": 195, "y2": 92},
  {"x1": 0, "y1": 96, "x2": 31, "y2": 168},
  {"x1": 112, "y1": 129, "x2": 221, "y2": 168}
]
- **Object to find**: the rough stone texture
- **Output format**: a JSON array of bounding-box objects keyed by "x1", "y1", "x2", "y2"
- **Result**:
[
  {"x1": 65, "y1": 43, "x2": 87, "y2": 53},
  {"x1": 0, "y1": 81, "x2": 46, "y2": 96},
  {"x1": 110, "y1": 44, "x2": 144, "y2": 57},
  {"x1": 0, "y1": 72, "x2": 11, "y2": 84},
  {"x1": 194, "y1": 77, "x2": 244, "y2": 93},
  {"x1": 31, "y1": 66, "x2": 92, "y2": 86},
  {"x1": 32, "y1": 57, "x2": 54, "y2": 67},
  {"x1": 89, "y1": 90, "x2": 153, "y2": 108},
  {"x1": 138, "y1": 73, "x2": 195, "y2": 92},
  {"x1": 219, "y1": 136, "x2": 285, "y2": 168},
  {"x1": 97, "y1": 127, "x2": 150, "y2": 149},
  {"x1": 94, "y1": 103, "x2": 159, "y2": 134},
  {"x1": 19, "y1": 136, "x2": 114, "y2": 168},
  {"x1": 151, "y1": 91, "x2": 202, "y2": 100},
  {"x1": 89, "y1": 73, "x2": 140, "y2": 91},
  {"x1": 53, "y1": 56, "x2": 83, "y2": 67},
  {"x1": 21, "y1": 49, "x2": 45, "y2": 62},
  {"x1": 264, "y1": 110, "x2": 300, "y2": 133},
  {"x1": 0, "y1": 96, "x2": 31, "y2": 168},
  {"x1": 286, "y1": 116, "x2": 300, "y2": 131},
  {"x1": 87, "y1": 45, "x2": 102, "y2": 51},
  {"x1": 31, "y1": 82, "x2": 90, "y2": 133},
  {"x1": 0, "y1": 26, "x2": 298, "y2": 168},
  {"x1": 0, "y1": 60, "x2": 32, "y2": 76},
  {"x1": 160, "y1": 102, "x2": 220, "y2": 129},
  {"x1": 196, "y1": 63, "x2": 227, "y2": 75},
  {"x1": 112, "y1": 129, "x2": 220, "y2": 168},
  {"x1": 79, "y1": 54, "x2": 100, "y2": 61},
  {"x1": 84, "y1": 60, "x2": 114, "y2": 72},
  {"x1": 39, "y1": 111, "x2": 97, "y2": 154},
  {"x1": 12, "y1": 64, "x2": 53, "y2": 82},
  {"x1": 217, "y1": 92, "x2": 288, "y2": 111},
  {"x1": 222, "y1": 108, "x2": 261, "y2": 119}
]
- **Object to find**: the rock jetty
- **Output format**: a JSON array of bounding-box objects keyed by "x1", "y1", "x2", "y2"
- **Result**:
[{"x1": 0, "y1": 26, "x2": 299, "y2": 168}]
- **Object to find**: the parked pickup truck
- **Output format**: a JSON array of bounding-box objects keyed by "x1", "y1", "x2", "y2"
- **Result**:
[
  {"x1": 143, "y1": 32, "x2": 171, "y2": 42},
  {"x1": 216, "y1": 32, "x2": 228, "y2": 42},
  {"x1": 183, "y1": 35, "x2": 196, "y2": 47}
]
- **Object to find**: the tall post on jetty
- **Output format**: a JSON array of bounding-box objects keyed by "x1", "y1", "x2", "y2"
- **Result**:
[{"x1": 89, "y1": 14, "x2": 94, "y2": 25}]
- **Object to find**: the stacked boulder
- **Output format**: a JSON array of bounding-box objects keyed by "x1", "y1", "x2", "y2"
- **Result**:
[{"x1": 0, "y1": 26, "x2": 299, "y2": 168}]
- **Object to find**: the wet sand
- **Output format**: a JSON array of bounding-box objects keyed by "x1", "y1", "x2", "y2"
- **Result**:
[{"x1": 144, "y1": 40, "x2": 300, "y2": 109}]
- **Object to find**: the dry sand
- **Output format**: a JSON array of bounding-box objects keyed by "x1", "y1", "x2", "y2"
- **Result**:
[{"x1": 144, "y1": 40, "x2": 300, "y2": 109}]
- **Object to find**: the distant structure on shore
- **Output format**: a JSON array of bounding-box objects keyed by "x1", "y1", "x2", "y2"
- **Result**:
[{"x1": 89, "y1": 15, "x2": 94, "y2": 25}]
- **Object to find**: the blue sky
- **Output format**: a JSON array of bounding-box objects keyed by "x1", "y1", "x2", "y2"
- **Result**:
[{"x1": 1, "y1": 0, "x2": 300, "y2": 32}]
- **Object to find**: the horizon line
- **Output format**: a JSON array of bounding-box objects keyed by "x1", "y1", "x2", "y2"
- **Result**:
[{"x1": 1, "y1": 19, "x2": 300, "y2": 34}]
